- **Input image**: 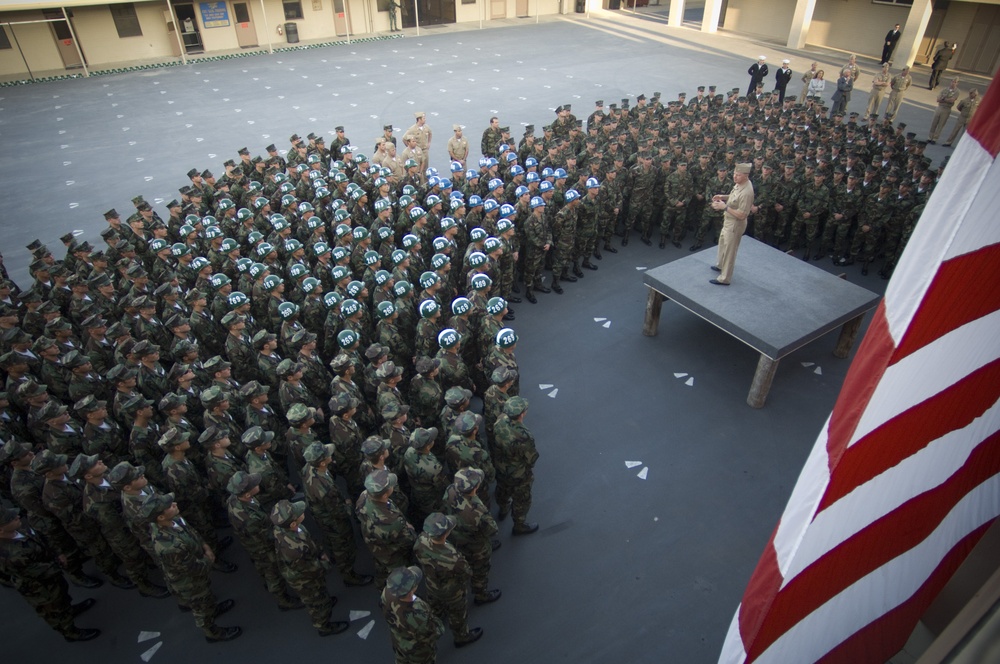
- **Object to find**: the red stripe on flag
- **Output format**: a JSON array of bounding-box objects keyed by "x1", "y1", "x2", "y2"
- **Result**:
[
  {"x1": 825, "y1": 304, "x2": 894, "y2": 473},
  {"x1": 892, "y1": 244, "x2": 1000, "y2": 363},
  {"x1": 746, "y1": 430, "x2": 1000, "y2": 660},
  {"x1": 820, "y1": 358, "x2": 1000, "y2": 511},
  {"x1": 815, "y1": 522, "x2": 993, "y2": 664},
  {"x1": 966, "y1": 75, "x2": 1000, "y2": 158},
  {"x1": 737, "y1": 529, "x2": 782, "y2": 651}
]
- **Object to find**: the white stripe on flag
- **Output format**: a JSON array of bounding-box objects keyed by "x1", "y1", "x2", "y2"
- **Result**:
[
  {"x1": 772, "y1": 416, "x2": 832, "y2": 574},
  {"x1": 849, "y1": 309, "x2": 1000, "y2": 448},
  {"x1": 783, "y1": 398, "x2": 1000, "y2": 582},
  {"x1": 940, "y1": 145, "x2": 1000, "y2": 262},
  {"x1": 756, "y1": 475, "x2": 1000, "y2": 664},
  {"x1": 883, "y1": 137, "x2": 994, "y2": 339}
]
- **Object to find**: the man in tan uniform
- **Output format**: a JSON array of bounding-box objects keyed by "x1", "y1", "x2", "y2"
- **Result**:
[
  {"x1": 708, "y1": 163, "x2": 754, "y2": 286},
  {"x1": 928, "y1": 78, "x2": 961, "y2": 144},
  {"x1": 943, "y1": 88, "x2": 980, "y2": 147},
  {"x1": 865, "y1": 63, "x2": 891, "y2": 119},
  {"x1": 406, "y1": 112, "x2": 432, "y2": 179},
  {"x1": 883, "y1": 66, "x2": 912, "y2": 122},
  {"x1": 448, "y1": 125, "x2": 470, "y2": 170}
]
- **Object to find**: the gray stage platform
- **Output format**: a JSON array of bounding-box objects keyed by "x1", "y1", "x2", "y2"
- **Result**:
[{"x1": 642, "y1": 238, "x2": 882, "y2": 407}]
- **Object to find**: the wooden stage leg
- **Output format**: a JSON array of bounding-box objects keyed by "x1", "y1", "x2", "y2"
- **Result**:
[
  {"x1": 643, "y1": 289, "x2": 666, "y2": 337},
  {"x1": 747, "y1": 354, "x2": 779, "y2": 409},
  {"x1": 833, "y1": 314, "x2": 864, "y2": 359}
]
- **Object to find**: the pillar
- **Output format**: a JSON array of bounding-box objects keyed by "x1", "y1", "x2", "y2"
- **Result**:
[
  {"x1": 787, "y1": 0, "x2": 817, "y2": 50},
  {"x1": 668, "y1": 0, "x2": 684, "y2": 27},
  {"x1": 701, "y1": 0, "x2": 722, "y2": 33},
  {"x1": 896, "y1": 0, "x2": 934, "y2": 68}
]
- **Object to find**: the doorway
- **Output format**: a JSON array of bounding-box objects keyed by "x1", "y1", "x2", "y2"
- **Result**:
[
  {"x1": 42, "y1": 9, "x2": 83, "y2": 69},
  {"x1": 491, "y1": 0, "x2": 506, "y2": 19},
  {"x1": 421, "y1": 0, "x2": 457, "y2": 25},
  {"x1": 516, "y1": 0, "x2": 528, "y2": 17},
  {"x1": 956, "y1": 4, "x2": 1000, "y2": 76},
  {"x1": 233, "y1": 2, "x2": 258, "y2": 47},
  {"x1": 333, "y1": 0, "x2": 349, "y2": 36},
  {"x1": 173, "y1": 3, "x2": 205, "y2": 54}
]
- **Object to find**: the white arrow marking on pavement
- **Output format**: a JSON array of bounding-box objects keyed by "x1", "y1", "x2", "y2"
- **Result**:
[
  {"x1": 685, "y1": 377, "x2": 694, "y2": 386},
  {"x1": 59, "y1": 130, "x2": 66, "y2": 134},
  {"x1": 547, "y1": 388, "x2": 558, "y2": 398},
  {"x1": 208, "y1": 154, "x2": 216, "y2": 158},
  {"x1": 538, "y1": 384, "x2": 553, "y2": 390},
  {"x1": 135, "y1": 157, "x2": 143, "y2": 162},
  {"x1": 357, "y1": 620, "x2": 375, "y2": 640},
  {"x1": 801, "y1": 362, "x2": 814, "y2": 367},
  {"x1": 65, "y1": 180, "x2": 74, "y2": 186},
  {"x1": 674, "y1": 373, "x2": 688, "y2": 378},
  {"x1": 603, "y1": 321, "x2": 611, "y2": 329},
  {"x1": 349, "y1": 610, "x2": 371, "y2": 621},
  {"x1": 637, "y1": 467, "x2": 649, "y2": 480},
  {"x1": 63, "y1": 161, "x2": 71, "y2": 166},
  {"x1": 138, "y1": 631, "x2": 160, "y2": 643},
  {"x1": 635, "y1": 266, "x2": 647, "y2": 270},
  {"x1": 625, "y1": 461, "x2": 642, "y2": 469},
  {"x1": 69, "y1": 203, "x2": 79, "y2": 209},
  {"x1": 140, "y1": 641, "x2": 162, "y2": 661},
  {"x1": 814, "y1": 366, "x2": 823, "y2": 375},
  {"x1": 128, "y1": 141, "x2": 136, "y2": 146},
  {"x1": 594, "y1": 318, "x2": 606, "y2": 322},
  {"x1": 196, "y1": 138, "x2": 203, "y2": 142},
  {"x1": 185, "y1": 124, "x2": 192, "y2": 128},
  {"x1": 72, "y1": 229, "x2": 84, "y2": 236},
  {"x1": 144, "y1": 176, "x2": 153, "y2": 181},
  {"x1": 153, "y1": 198, "x2": 163, "y2": 204}
]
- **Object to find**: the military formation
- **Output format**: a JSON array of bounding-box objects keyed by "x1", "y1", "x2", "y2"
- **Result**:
[{"x1": 0, "y1": 62, "x2": 959, "y2": 659}]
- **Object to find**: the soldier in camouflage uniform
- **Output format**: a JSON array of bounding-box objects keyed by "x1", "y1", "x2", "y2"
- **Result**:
[
  {"x1": 550, "y1": 189, "x2": 581, "y2": 291},
  {"x1": 442, "y1": 467, "x2": 501, "y2": 606},
  {"x1": 788, "y1": 171, "x2": 830, "y2": 261},
  {"x1": 71, "y1": 454, "x2": 168, "y2": 598},
  {"x1": 823, "y1": 171, "x2": 863, "y2": 262},
  {"x1": 522, "y1": 196, "x2": 551, "y2": 303},
  {"x1": 483, "y1": 366, "x2": 516, "y2": 459},
  {"x1": 413, "y1": 512, "x2": 483, "y2": 647},
  {"x1": 624, "y1": 152, "x2": 658, "y2": 246},
  {"x1": 408, "y1": 357, "x2": 443, "y2": 431},
  {"x1": 224, "y1": 471, "x2": 301, "y2": 610},
  {"x1": 0, "y1": 506, "x2": 100, "y2": 641},
  {"x1": 143, "y1": 492, "x2": 242, "y2": 642},
  {"x1": 356, "y1": 469, "x2": 417, "y2": 592},
  {"x1": 403, "y1": 427, "x2": 448, "y2": 527},
  {"x1": 269, "y1": 499, "x2": 351, "y2": 637},
  {"x1": 691, "y1": 165, "x2": 729, "y2": 250},
  {"x1": 380, "y1": 565, "x2": 445, "y2": 664},
  {"x1": 300, "y1": 441, "x2": 373, "y2": 587},
  {"x1": 493, "y1": 397, "x2": 540, "y2": 533},
  {"x1": 660, "y1": 161, "x2": 695, "y2": 248}
]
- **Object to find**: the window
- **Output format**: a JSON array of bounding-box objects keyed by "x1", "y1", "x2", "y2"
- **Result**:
[
  {"x1": 0, "y1": 26, "x2": 10, "y2": 50},
  {"x1": 110, "y1": 3, "x2": 143, "y2": 38},
  {"x1": 283, "y1": 1, "x2": 304, "y2": 19}
]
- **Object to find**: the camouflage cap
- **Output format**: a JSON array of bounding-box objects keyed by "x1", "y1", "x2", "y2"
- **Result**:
[
  {"x1": 422, "y1": 512, "x2": 456, "y2": 537},
  {"x1": 491, "y1": 366, "x2": 517, "y2": 385},
  {"x1": 504, "y1": 396, "x2": 529, "y2": 417},
  {"x1": 276, "y1": 358, "x2": 301, "y2": 377},
  {"x1": 328, "y1": 392, "x2": 360, "y2": 415},
  {"x1": 227, "y1": 470, "x2": 262, "y2": 496},
  {"x1": 328, "y1": 354, "x2": 354, "y2": 374},
  {"x1": 364, "y1": 343, "x2": 389, "y2": 360},
  {"x1": 238, "y1": 380, "x2": 268, "y2": 398},
  {"x1": 30, "y1": 449, "x2": 68, "y2": 474},
  {"x1": 68, "y1": 453, "x2": 101, "y2": 480},
  {"x1": 361, "y1": 435, "x2": 387, "y2": 457},
  {"x1": 302, "y1": 441, "x2": 336, "y2": 465},
  {"x1": 60, "y1": 350, "x2": 89, "y2": 370},
  {"x1": 17, "y1": 379, "x2": 48, "y2": 400},
  {"x1": 381, "y1": 401, "x2": 409, "y2": 421},
  {"x1": 121, "y1": 394, "x2": 153, "y2": 413},
  {"x1": 0, "y1": 506, "x2": 20, "y2": 526},
  {"x1": 158, "y1": 392, "x2": 187, "y2": 412},
  {"x1": 409, "y1": 427, "x2": 439, "y2": 449},
  {"x1": 200, "y1": 385, "x2": 226, "y2": 408},
  {"x1": 364, "y1": 468, "x2": 397, "y2": 494},
  {"x1": 286, "y1": 403, "x2": 316, "y2": 425},
  {"x1": 107, "y1": 461, "x2": 145, "y2": 488},
  {"x1": 139, "y1": 492, "x2": 175, "y2": 522},
  {"x1": 37, "y1": 400, "x2": 67, "y2": 421},
  {"x1": 444, "y1": 386, "x2": 472, "y2": 407},
  {"x1": 252, "y1": 330, "x2": 277, "y2": 348},
  {"x1": 375, "y1": 361, "x2": 402, "y2": 381},
  {"x1": 454, "y1": 467, "x2": 485, "y2": 493},
  {"x1": 73, "y1": 394, "x2": 105, "y2": 414},
  {"x1": 157, "y1": 428, "x2": 191, "y2": 450},
  {"x1": 414, "y1": 357, "x2": 440, "y2": 375},
  {"x1": 197, "y1": 425, "x2": 228, "y2": 445},
  {"x1": 0, "y1": 440, "x2": 32, "y2": 464},
  {"x1": 454, "y1": 411, "x2": 480, "y2": 435},
  {"x1": 270, "y1": 499, "x2": 306, "y2": 527},
  {"x1": 386, "y1": 565, "x2": 423, "y2": 597},
  {"x1": 241, "y1": 425, "x2": 275, "y2": 448}
]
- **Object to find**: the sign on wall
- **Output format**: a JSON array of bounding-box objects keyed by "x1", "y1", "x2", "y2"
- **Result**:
[{"x1": 199, "y1": 2, "x2": 231, "y2": 28}]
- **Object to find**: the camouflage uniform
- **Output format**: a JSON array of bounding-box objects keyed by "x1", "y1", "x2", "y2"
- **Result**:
[
  {"x1": 403, "y1": 446, "x2": 448, "y2": 527},
  {"x1": 356, "y1": 488, "x2": 416, "y2": 591},
  {"x1": 301, "y1": 461, "x2": 364, "y2": 583},
  {"x1": 151, "y1": 514, "x2": 223, "y2": 636},
  {"x1": 413, "y1": 530, "x2": 474, "y2": 641},
  {"x1": 0, "y1": 526, "x2": 82, "y2": 637},
  {"x1": 380, "y1": 576, "x2": 445, "y2": 664},
  {"x1": 225, "y1": 492, "x2": 291, "y2": 604},
  {"x1": 272, "y1": 517, "x2": 334, "y2": 630},
  {"x1": 494, "y1": 410, "x2": 540, "y2": 529},
  {"x1": 442, "y1": 479, "x2": 497, "y2": 602}
]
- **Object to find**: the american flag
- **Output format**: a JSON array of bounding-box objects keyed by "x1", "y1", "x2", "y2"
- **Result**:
[{"x1": 720, "y1": 74, "x2": 1000, "y2": 664}]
